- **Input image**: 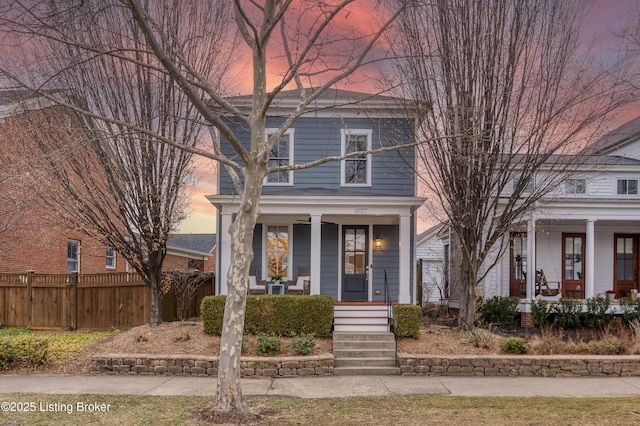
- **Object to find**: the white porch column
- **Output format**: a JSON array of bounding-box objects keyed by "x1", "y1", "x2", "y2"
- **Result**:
[
  {"x1": 219, "y1": 212, "x2": 233, "y2": 295},
  {"x1": 526, "y1": 216, "x2": 536, "y2": 301},
  {"x1": 398, "y1": 214, "x2": 411, "y2": 304},
  {"x1": 310, "y1": 214, "x2": 322, "y2": 295},
  {"x1": 585, "y1": 219, "x2": 596, "y2": 299}
]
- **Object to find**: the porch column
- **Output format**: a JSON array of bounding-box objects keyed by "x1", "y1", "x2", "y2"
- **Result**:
[
  {"x1": 526, "y1": 216, "x2": 536, "y2": 301},
  {"x1": 398, "y1": 214, "x2": 411, "y2": 304},
  {"x1": 585, "y1": 219, "x2": 596, "y2": 299},
  {"x1": 310, "y1": 213, "x2": 322, "y2": 295},
  {"x1": 219, "y1": 212, "x2": 233, "y2": 295}
]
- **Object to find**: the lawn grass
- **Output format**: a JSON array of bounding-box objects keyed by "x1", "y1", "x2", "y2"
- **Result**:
[{"x1": 1, "y1": 394, "x2": 639, "y2": 425}]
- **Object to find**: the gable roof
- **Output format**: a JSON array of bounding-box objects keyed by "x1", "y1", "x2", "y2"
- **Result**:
[
  {"x1": 416, "y1": 223, "x2": 446, "y2": 245},
  {"x1": 589, "y1": 116, "x2": 640, "y2": 155},
  {"x1": 167, "y1": 233, "x2": 216, "y2": 256}
]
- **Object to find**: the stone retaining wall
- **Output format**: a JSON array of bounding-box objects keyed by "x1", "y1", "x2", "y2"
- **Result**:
[
  {"x1": 91, "y1": 353, "x2": 334, "y2": 377},
  {"x1": 398, "y1": 354, "x2": 640, "y2": 377},
  {"x1": 91, "y1": 353, "x2": 640, "y2": 378}
]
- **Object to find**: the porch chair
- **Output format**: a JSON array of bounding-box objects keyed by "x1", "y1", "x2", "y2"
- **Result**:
[
  {"x1": 288, "y1": 266, "x2": 311, "y2": 295},
  {"x1": 248, "y1": 267, "x2": 266, "y2": 295},
  {"x1": 536, "y1": 269, "x2": 560, "y2": 297}
]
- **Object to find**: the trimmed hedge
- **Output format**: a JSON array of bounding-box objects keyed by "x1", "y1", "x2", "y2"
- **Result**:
[
  {"x1": 201, "y1": 295, "x2": 334, "y2": 338},
  {"x1": 0, "y1": 334, "x2": 48, "y2": 369},
  {"x1": 393, "y1": 304, "x2": 422, "y2": 338}
]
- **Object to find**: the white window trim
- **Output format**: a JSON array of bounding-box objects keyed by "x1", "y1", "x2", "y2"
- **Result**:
[
  {"x1": 106, "y1": 248, "x2": 116, "y2": 269},
  {"x1": 262, "y1": 223, "x2": 293, "y2": 280},
  {"x1": 615, "y1": 177, "x2": 639, "y2": 196},
  {"x1": 264, "y1": 128, "x2": 294, "y2": 186},
  {"x1": 67, "y1": 240, "x2": 80, "y2": 274},
  {"x1": 341, "y1": 129, "x2": 372, "y2": 187}
]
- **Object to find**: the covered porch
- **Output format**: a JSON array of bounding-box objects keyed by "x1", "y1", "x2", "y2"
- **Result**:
[
  {"x1": 208, "y1": 190, "x2": 424, "y2": 304},
  {"x1": 500, "y1": 200, "x2": 640, "y2": 302}
]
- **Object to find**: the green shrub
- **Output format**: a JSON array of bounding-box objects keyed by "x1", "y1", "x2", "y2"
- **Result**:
[
  {"x1": 531, "y1": 299, "x2": 552, "y2": 328},
  {"x1": 0, "y1": 335, "x2": 48, "y2": 369},
  {"x1": 201, "y1": 295, "x2": 334, "y2": 337},
  {"x1": 480, "y1": 296, "x2": 520, "y2": 330},
  {"x1": 619, "y1": 298, "x2": 640, "y2": 322},
  {"x1": 500, "y1": 337, "x2": 527, "y2": 354},
  {"x1": 584, "y1": 297, "x2": 611, "y2": 328},
  {"x1": 553, "y1": 298, "x2": 582, "y2": 329},
  {"x1": 255, "y1": 333, "x2": 281, "y2": 356},
  {"x1": 0, "y1": 327, "x2": 32, "y2": 337},
  {"x1": 588, "y1": 338, "x2": 625, "y2": 355},
  {"x1": 289, "y1": 333, "x2": 316, "y2": 355},
  {"x1": 393, "y1": 305, "x2": 422, "y2": 338},
  {"x1": 460, "y1": 328, "x2": 494, "y2": 349}
]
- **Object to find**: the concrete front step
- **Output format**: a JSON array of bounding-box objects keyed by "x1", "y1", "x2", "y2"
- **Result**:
[
  {"x1": 333, "y1": 324, "x2": 390, "y2": 332},
  {"x1": 334, "y1": 340, "x2": 396, "y2": 350},
  {"x1": 334, "y1": 349, "x2": 397, "y2": 359},
  {"x1": 333, "y1": 331, "x2": 396, "y2": 342},
  {"x1": 334, "y1": 366, "x2": 401, "y2": 376},
  {"x1": 334, "y1": 357, "x2": 397, "y2": 367}
]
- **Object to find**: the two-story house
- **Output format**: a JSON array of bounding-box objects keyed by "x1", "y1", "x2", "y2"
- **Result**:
[
  {"x1": 471, "y1": 116, "x2": 640, "y2": 304},
  {"x1": 207, "y1": 89, "x2": 424, "y2": 304}
]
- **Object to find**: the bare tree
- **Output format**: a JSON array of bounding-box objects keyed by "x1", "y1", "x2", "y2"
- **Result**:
[
  {"x1": 393, "y1": 0, "x2": 631, "y2": 330},
  {"x1": 1, "y1": 0, "x2": 410, "y2": 414},
  {"x1": 1, "y1": 1, "x2": 235, "y2": 326}
]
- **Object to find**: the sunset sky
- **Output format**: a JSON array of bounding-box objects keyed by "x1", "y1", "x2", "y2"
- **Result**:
[{"x1": 178, "y1": 0, "x2": 640, "y2": 234}]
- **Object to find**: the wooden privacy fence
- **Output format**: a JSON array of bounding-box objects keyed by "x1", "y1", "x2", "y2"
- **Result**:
[{"x1": 0, "y1": 271, "x2": 215, "y2": 330}]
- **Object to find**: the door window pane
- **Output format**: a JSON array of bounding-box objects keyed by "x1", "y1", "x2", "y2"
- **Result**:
[
  {"x1": 266, "y1": 225, "x2": 289, "y2": 278},
  {"x1": 616, "y1": 237, "x2": 634, "y2": 281},
  {"x1": 511, "y1": 233, "x2": 527, "y2": 280},
  {"x1": 565, "y1": 236, "x2": 583, "y2": 280}
]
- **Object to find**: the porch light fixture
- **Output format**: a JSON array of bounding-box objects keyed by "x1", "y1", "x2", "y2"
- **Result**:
[{"x1": 375, "y1": 237, "x2": 382, "y2": 250}]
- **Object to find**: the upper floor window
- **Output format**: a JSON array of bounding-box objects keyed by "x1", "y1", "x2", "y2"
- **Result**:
[
  {"x1": 341, "y1": 129, "x2": 372, "y2": 186},
  {"x1": 106, "y1": 248, "x2": 116, "y2": 269},
  {"x1": 617, "y1": 179, "x2": 638, "y2": 195},
  {"x1": 513, "y1": 176, "x2": 533, "y2": 194},
  {"x1": 565, "y1": 179, "x2": 586, "y2": 195},
  {"x1": 265, "y1": 128, "x2": 294, "y2": 185},
  {"x1": 67, "y1": 240, "x2": 80, "y2": 274}
]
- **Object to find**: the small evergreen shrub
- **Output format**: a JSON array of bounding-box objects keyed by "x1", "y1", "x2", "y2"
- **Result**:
[
  {"x1": 255, "y1": 333, "x2": 281, "y2": 356},
  {"x1": 619, "y1": 298, "x2": 640, "y2": 322},
  {"x1": 584, "y1": 297, "x2": 611, "y2": 328},
  {"x1": 480, "y1": 296, "x2": 520, "y2": 330},
  {"x1": 500, "y1": 337, "x2": 527, "y2": 354},
  {"x1": 289, "y1": 333, "x2": 316, "y2": 355},
  {"x1": 553, "y1": 298, "x2": 582, "y2": 329},
  {"x1": 531, "y1": 299, "x2": 552, "y2": 328},
  {"x1": 393, "y1": 305, "x2": 422, "y2": 338}
]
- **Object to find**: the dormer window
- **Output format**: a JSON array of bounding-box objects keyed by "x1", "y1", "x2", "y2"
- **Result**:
[
  {"x1": 341, "y1": 129, "x2": 372, "y2": 186},
  {"x1": 265, "y1": 128, "x2": 294, "y2": 185}
]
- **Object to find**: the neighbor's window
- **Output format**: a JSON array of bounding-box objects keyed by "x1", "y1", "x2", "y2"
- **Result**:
[
  {"x1": 513, "y1": 176, "x2": 534, "y2": 194},
  {"x1": 265, "y1": 129, "x2": 294, "y2": 185},
  {"x1": 341, "y1": 129, "x2": 372, "y2": 186},
  {"x1": 266, "y1": 225, "x2": 289, "y2": 279},
  {"x1": 617, "y1": 179, "x2": 638, "y2": 195},
  {"x1": 105, "y1": 248, "x2": 116, "y2": 269},
  {"x1": 565, "y1": 179, "x2": 586, "y2": 194},
  {"x1": 67, "y1": 240, "x2": 80, "y2": 274}
]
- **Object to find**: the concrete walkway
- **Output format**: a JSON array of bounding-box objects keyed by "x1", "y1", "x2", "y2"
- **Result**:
[{"x1": 2, "y1": 375, "x2": 640, "y2": 398}]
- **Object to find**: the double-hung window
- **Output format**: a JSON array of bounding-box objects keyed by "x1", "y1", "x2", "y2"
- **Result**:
[
  {"x1": 106, "y1": 248, "x2": 116, "y2": 269},
  {"x1": 617, "y1": 179, "x2": 638, "y2": 195},
  {"x1": 67, "y1": 240, "x2": 80, "y2": 273},
  {"x1": 265, "y1": 129, "x2": 294, "y2": 185},
  {"x1": 513, "y1": 176, "x2": 534, "y2": 194},
  {"x1": 341, "y1": 129, "x2": 372, "y2": 186}
]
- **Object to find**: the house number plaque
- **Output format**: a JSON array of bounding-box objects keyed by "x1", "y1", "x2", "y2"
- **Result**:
[{"x1": 354, "y1": 207, "x2": 368, "y2": 214}]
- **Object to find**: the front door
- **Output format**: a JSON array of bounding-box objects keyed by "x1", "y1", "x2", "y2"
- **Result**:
[
  {"x1": 563, "y1": 233, "x2": 585, "y2": 298},
  {"x1": 509, "y1": 233, "x2": 527, "y2": 297},
  {"x1": 342, "y1": 226, "x2": 369, "y2": 301},
  {"x1": 614, "y1": 234, "x2": 638, "y2": 298}
]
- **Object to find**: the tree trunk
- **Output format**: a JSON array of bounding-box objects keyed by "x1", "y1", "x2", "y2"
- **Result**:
[
  {"x1": 457, "y1": 258, "x2": 477, "y2": 331},
  {"x1": 212, "y1": 171, "x2": 263, "y2": 412},
  {"x1": 148, "y1": 258, "x2": 165, "y2": 326}
]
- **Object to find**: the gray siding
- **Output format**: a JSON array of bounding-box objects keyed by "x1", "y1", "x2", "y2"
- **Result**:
[
  {"x1": 250, "y1": 224, "x2": 263, "y2": 279},
  {"x1": 219, "y1": 116, "x2": 415, "y2": 196},
  {"x1": 372, "y1": 225, "x2": 399, "y2": 302},
  {"x1": 320, "y1": 224, "x2": 339, "y2": 298},
  {"x1": 292, "y1": 224, "x2": 311, "y2": 276}
]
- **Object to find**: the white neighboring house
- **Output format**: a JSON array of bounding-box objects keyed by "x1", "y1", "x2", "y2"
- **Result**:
[
  {"x1": 416, "y1": 223, "x2": 447, "y2": 304},
  {"x1": 476, "y1": 116, "x2": 640, "y2": 304}
]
